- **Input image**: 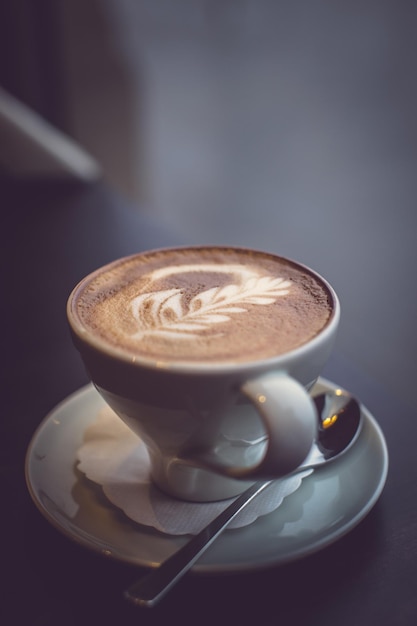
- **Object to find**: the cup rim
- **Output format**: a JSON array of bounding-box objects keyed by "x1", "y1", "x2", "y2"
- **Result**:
[{"x1": 67, "y1": 245, "x2": 340, "y2": 375}]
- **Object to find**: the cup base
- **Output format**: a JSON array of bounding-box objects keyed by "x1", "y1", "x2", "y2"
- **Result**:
[{"x1": 151, "y1": 458, "x2": 255, "y2": 502}]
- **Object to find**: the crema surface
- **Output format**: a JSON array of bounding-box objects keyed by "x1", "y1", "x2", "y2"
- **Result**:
[{"x1": 73, "y1": 248, "x2": 333, "y2": 363}]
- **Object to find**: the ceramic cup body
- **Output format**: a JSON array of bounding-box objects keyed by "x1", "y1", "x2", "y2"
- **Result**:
[{"x1": 67, "y1": 247, "x2": 340, "y2": 501}]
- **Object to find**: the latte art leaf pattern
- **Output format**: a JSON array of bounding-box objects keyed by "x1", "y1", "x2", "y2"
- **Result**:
[{"x1": 130, "y1": 272, "x2": 291, "y2": 339}]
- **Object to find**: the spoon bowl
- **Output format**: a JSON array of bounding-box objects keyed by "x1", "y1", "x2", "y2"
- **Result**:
[{"x1": 125, "y1": 388, "x2": 362, "y2": 608}]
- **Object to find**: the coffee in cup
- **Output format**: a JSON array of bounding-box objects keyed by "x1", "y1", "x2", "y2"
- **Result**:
[
  {"x1": 73, "y1": 247, "x2": 332, "y2": 363},
  {"x1": 68, "y1": 246, "x2": 339, "y2": 501}
]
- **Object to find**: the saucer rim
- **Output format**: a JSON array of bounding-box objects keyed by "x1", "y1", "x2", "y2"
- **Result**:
[{"x1": 25, "y1": 378, "x2": 389, "y2": 573}]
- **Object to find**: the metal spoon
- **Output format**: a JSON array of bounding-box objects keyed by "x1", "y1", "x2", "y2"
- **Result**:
[{"x1": 125, "y1": 388, "x2": 362, "y2": 608}]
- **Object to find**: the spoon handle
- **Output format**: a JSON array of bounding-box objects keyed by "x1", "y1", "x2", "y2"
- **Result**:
[{"x1": 124, "y1": 479, "x2": 271, "y2": 608}]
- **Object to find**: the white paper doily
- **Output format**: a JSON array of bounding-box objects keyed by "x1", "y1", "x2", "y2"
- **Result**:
[{"x1": 76, "y1": 406, "x2": 311, "y2": 535}]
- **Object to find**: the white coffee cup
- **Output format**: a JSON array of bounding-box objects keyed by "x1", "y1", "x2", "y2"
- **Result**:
[{"x1": 67, "y1": 246, "x2": 339, "y2": 501}]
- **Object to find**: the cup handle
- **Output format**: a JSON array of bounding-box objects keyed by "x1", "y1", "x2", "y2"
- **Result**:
[
  {"x1": 182, "y1": 373, "x2": 317, "y2": 480},
  {"x1": 239, "y1": 373, "x2": 317, "y2": 477}
]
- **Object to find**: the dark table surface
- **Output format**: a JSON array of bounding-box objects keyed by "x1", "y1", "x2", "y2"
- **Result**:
[{"x1": 2, "y1": 178, "x2": 416, "y2": 626}]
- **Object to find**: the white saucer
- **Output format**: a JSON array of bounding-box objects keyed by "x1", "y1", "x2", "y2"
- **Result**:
[{"x1": 25, "y1": 378, "x2": 388, "y2": 573}]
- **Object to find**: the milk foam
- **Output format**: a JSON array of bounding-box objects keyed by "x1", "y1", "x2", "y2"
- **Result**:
[{"x1": 130, "y1": 264, "x2": 291, "y2": 340}]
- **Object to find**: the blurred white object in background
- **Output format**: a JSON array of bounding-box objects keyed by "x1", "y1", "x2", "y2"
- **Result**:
[{"x1": 0, "y1": 86, "x2": 100, "y2": 180}]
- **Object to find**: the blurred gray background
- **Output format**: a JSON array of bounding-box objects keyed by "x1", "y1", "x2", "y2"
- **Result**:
[{"x1": 1, "y1": 0, "x2": 416, "y2": 409}]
